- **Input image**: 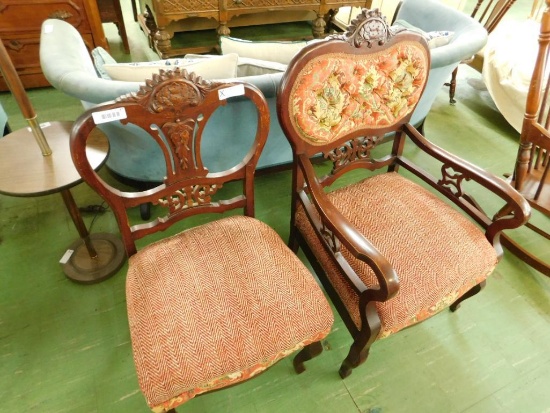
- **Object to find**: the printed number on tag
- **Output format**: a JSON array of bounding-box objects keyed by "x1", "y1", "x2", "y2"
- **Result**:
[{"x1": 92, "y1": 107, "x2": 127, "y2": 125}]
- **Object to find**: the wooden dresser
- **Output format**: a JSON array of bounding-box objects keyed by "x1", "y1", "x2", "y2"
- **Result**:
[
  {"x1": 139, "y1": 0, "x2": 372, "y2": 58},
  {"x1": 0, "y1": 0, "x2": 109, "y2": 90}
]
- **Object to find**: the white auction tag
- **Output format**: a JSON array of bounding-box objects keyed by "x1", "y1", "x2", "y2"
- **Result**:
[
  {"x1": 92, "y1": 107, "x2": 127, "y2": 125},
  {"x1": 218, "y1": 84, "x2": 245, "y2": 100},
  {"x1": 43, "y1": 24, "x2": 53, "y2": 34},
  {"x1": 59, "y1": 249, "x2": 74, "y2": 264}
]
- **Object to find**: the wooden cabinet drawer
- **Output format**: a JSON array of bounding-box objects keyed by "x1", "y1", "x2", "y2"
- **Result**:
[
  {"x1": 157, "y1": 0, "x2": 218, "y2": 14},
  {"x1": 225, "y1": 0, "x2": 318, "y2": 10},
  {"x1": 0, "y1": 0, "x2": 90, "y2": 34},
  {"x1": 2, "y1": 35, "x2": 41, "y2": 73},
  {"x1": 1, "y1": 33, "x2": 94, "y2": 72},
  {"x1": 0, "y1": 32, "x2": 94, "y2": 90},
  {"x1": 323, "y1": 1, "x2": 369, "y2": 6}
]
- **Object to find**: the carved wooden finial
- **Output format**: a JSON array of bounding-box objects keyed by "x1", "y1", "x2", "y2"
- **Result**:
[{"x1": 342, "y1": 8, "x2": 392, "y2": 48}]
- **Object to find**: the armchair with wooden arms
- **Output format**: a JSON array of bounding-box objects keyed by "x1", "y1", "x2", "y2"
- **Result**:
[
  {"x1": 498, "y1": 0, "x2": 550, "y2": 276},
  {"x1": 276, "y1": 9, "x2": 530, "y2": 379},
  {"x1": 69, "y1": 70, "x2": 334, "y2": 412}
]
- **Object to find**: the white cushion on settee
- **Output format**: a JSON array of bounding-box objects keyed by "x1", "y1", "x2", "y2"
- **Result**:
[
  {"x1": 220, "y1": 36, "x2": 315, "y2": 65},
  {"x1": 219, "y1": 25, "x2": 451, "y2": 69},
  {"x1": 101, "y1": 53, "x2": 239, "y2": 82},
  {"x1": 92, "y1": 48, "x2": 287, "y2": 83},
  {"x1": 183, "y1": 53, "x2": 287, "y2": 77},
  {"x1": 483, "y1": 19, "x2": 541, "y2": 132}
]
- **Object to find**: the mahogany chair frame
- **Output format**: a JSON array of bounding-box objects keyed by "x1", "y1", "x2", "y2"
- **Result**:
[
  {"x1": 70, "y1": 69, "x2": 332, "y2": 412},
  {"x1": 277, "y1": 9, "x2": 530, "y2": 378},
  {"x1": 447, "y1": 0, "x2": 516, "y2": 104}
]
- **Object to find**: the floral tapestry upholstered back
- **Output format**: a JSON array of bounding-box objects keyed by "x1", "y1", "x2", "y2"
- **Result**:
[{"x1": 289, "y1": 42, "x2": 429, "y2": 145}]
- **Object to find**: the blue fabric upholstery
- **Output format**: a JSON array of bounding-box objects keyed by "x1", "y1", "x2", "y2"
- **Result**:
[
  {"x1": 0, "y1": 103, "x2": 8, "y2": 136},
  {"x1": 396, "y1": 0, "x2": 488, "y2": 126},
  {"x1": 39, "y1": 19, "x2": 291, "y2": 184}
]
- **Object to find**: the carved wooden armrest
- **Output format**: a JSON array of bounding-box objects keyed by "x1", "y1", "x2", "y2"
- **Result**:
[
  {"x1": 297, "y1": 154, "x2": 399, "y2": 303},
  {"x1": 402, "y1": 124, "x2": 531, "y2": 245}
]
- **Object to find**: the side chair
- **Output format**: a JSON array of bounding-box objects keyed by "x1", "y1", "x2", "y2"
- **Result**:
[
  {"x1": 69, "y1": 70, "x2": 334, "y2": 412},
  {"x1": 276, "y1": 8, "x2": 530, "y2": 379},
  {"x1": 498, "y1": 0, "x2": 550, "y2": 277},
  {"x1": 446, "y1": 0, "x2": 516, "y2": 104}
]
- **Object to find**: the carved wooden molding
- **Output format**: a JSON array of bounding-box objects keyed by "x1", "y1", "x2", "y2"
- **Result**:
[
  {"x1": 122, "y1": 68, "x2": 214, "y2": 114},
  {"x1": 325, "y1": 137, "x2": 380, "y2": 171},
  {"x1": 438, "y1": 165, "x2": 469, "y2": 197},
  {"x1": 332, "y1": 8, "x2": 392, "y2": 48},
  {"x1": 155, "y1": 184, "x2": 221, "y2": 215},
  {"x1": 320, "y1": 222, "x2": 341, "y2": 253},
  {"x1": 49, "y1": 9, "x2": 73, "y2": 20}
]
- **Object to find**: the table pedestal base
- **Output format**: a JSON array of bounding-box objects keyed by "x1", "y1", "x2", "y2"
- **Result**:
[{"x1": 62, "y1": 233, "x2": 126, "y2": 284}]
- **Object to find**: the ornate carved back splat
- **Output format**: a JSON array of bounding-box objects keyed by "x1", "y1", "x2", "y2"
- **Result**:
[
  {"x1": 118, "y1": 69, "x2": 220, "y2": 184},
  {"x1": 70, "y1": 68, "x2": 269, "y2": 255},
  {"x1": 325, "y1": 136, "x2": 382, "y2": 174},
  {"x1": 439, "y1": 165, "x2": 469, "y2": 198},
  {"x1": 154, "y1": 183, "x2": 220, "y2": 217}
]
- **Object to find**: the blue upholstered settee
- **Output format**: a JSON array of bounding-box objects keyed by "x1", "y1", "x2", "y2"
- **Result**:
[
  {"x1": 40, "y1": 0, "x2": 486, "y2": 186},
  {"x1": 40, "y1": 18, "x2": 289, "y2": 186}
]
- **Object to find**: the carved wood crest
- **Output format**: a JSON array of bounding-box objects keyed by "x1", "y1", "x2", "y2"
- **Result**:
[{"x1": 335, "y1": 8, "x2": 393, "y2": 48}]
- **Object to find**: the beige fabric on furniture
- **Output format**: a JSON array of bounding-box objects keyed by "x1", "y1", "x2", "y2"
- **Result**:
[
  {"x1": 483, "y1": 18, "x2": 541, "y2": 132},
  {"x1": 102, "y1": 53, "x2": 239, "y2": 81},
  {"x1": 296, "y1": 173, "x2": 498, "y2": 337},
  {"x1": 127, "y1": 216, "x2": 333, "y2": 411}
]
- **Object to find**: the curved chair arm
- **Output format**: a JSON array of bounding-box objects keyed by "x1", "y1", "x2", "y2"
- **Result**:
[
  {"x1": 297, "y1": 154, "x2": 399, "y2": 303},
  {"x1": 401, "y1": 124, "x2": 531, "y2": 246}
]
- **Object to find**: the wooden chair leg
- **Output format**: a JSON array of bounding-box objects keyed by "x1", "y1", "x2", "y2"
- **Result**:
[
  {"x1": 288, "y1": 226, "x2": 300, "y2": 253},
  {"x1": 446, "y1": 66, "x2": 459, "y2": 105},
  {"x1": 339, "y1": 336, "x2": 372, "y2": 379},
  {"x1": 293, "y1": 340, "x2": 324, "y2": 374},
  {"x1": 450, "y1": 280, "x2": 486, "y2": 312},
  {"x1": 339, "y1": 302, "x2": 380, "y2": 378}
]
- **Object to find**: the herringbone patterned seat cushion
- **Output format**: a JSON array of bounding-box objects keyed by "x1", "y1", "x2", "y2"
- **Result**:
[
  {"x1": 126, "y1": 215, "x2": 333, "y2": 413},
  {"x1": 296, "y1": 172, "x2": 497, "y2": 339}
]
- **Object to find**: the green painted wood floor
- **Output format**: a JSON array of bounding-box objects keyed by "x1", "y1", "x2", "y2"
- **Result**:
[{"x1": 1, "y1": 3, "x2": 550, "y2": 412}]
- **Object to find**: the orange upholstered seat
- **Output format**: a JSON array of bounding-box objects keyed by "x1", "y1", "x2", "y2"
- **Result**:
[
  {"x1": 127, "y1": 216, "x2": 332, "y2": 411},
  {"x1": 296, "y1": 173, "x2": 496, "y2": 338}
]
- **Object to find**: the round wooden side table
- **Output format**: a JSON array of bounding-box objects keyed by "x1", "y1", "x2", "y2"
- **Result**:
[{"x1": 0, "y1": 121, "x2": 126, "y2": 283}]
